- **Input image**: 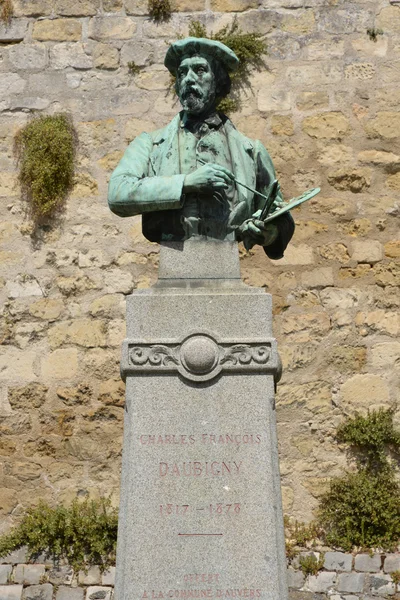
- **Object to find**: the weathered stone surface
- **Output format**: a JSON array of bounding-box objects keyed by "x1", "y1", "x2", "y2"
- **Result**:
[
  {"x1": 386, "y1": 172, "x2": 400, "y2": 190},
  {"x1": 345, "y1": 62, "x2": 375, "y2": 80},
  {"x1": 48, "y1": 320, "x2": 107, "y2": 349},
  {"x1": 352, "y1": 240, "x2": 383, "y2": 264},
  {"x1": 174, "y1": 0, "x2": 205, "y2": 9},
  {"x1": 302, "y1": 113, "x2": 350, "y2": 139},
  {"x1": 0, "y1": 586, "x2": 23, "y2": 599},
  {"x1": 101, "y1": 567, "x2": 116, "y2": 586},
  {"x1": 0, "y1": 548, "x2": 28, "y2": 565},
  {"x1": 356, "y1": 310, "x2": 400, "y2": 336},
  {"x1": 324, "y1": 552, "x2": 352, "y2": 572},
  {"x1": 41, "y1": 349, "x2": 79, "y2": 379},
  {"x1": 281, "y1": 312, "x2": 331, "y2": 341},
  {"x1": 301, "y1": 268, "x2": 334, "y2": 288},
  {"x1": 354, "y1": 553, "x2": 381, "y2": 572},
  {"x1": 85, "y1": 587, "x2": 112, "y2": 600},
  {"x1": 88, "y1": 17, "x2": 137, "y2": 41},
  {"x1": 98, "y1": 379, "x2": 125, "y2": 407},
  {"x1": 307, "y1": 571, "x2": 336, "y2": 593},
  {"x1": 210, "y1": 0, "x2": 258, "y2": 10},
  {"x1": 365, "y1": 112, "x2": 400, "y2": 139},
  {"x1": 8, "y1": 383, "x2": 47, "y2": 410},
  {"x1": 358, "y1": 149, "x2": 400, "y2": 165},
  {"x1": 0, "y1": 349, "x2": 36, "y2": 382},
  {"x1": 29, "y1": 299, "x2": 64, "y2": 321},
  {"x1": 8, "y1": 44, "x2": 47, "y2": 71},
  {"x1": 56, "y1": 383, "x2": 92, "y2": 405},
  {"x1": 93, "y1": 43, "x2": 119, "y2": 69},
  {"x1": 78, "y1": 566, "x2": 101, "y2": 585},
  {"x1": 376, "y1": 5, "x2": 400, "y2": 32},
  {"x1": 340, "y1": 374, "x2": 390, "y2": 412},
  {"x1": 327, "y1": 168, "x2": 371, "y2": 193},
  {"x1": 0, "y1": 565, "x2": 12, "y2": 584},
  {"x1": 385, "y1": 240, "x2": 400, "y2": 258},
  {"x1": 369, "y1": 574, "x2": 395, "y2": 596},
  {"x1": 319, "y1": 243, "x2": 349, "y2": 264},
  {"x1": 56, "y1": 587, "x2": 84, "y2": 600},
  {"x1": 369, "y1": 342, "x2": 400, "y2": 370},
  {"x1": 287, "y1": 64, "x2": 342, "y2": 86},
  {"x1": 33, "y1": 19, "x2": 82, "y2": 41},
  {"x1": 337, "y1": 573, "x2": 365, "y2": 593},
  {"x1": 271, "y1": 115, "x2": 294, "y2": 136},
  {"x1": 14, "y1": 564, "x2": 45, "y2": 585},
  {"x1": 328, "y1": 346, "x2": 366, "y2": 373},
  {"x1": 374, "y1": 263, "x2": 400, "y2": 287},
  {"x1": 13, "y1": 0, "x2": 52, "y2": 16},
  {"x1": 50, "y1": 43, "x2": 92, "y2": 70},
  {"x1": 55, "y1": 0, "x2": 99, "y2": 15},
  {"x1": 22, "y1": 584, "x2": 53, "y2": 600},
  {"x1": 0, "y1": 19, "x2": 28, "y2": 43},
  {"x1": 281, "y1": 10, "x2": 315, "y2": 34},
  {"x1": 124, "y1": 0, "x2": 148, "y2": 14},
  {"x1": 296, "y1": 92, "x2": 329, "y2": 111}
]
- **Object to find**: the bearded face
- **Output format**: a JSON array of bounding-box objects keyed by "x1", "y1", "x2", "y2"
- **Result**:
[{"x1": 176, "y1": 55, "x2": 217, "y2": 116}]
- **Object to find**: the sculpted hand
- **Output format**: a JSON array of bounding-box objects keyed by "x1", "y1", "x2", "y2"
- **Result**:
[
  {"x1": 183, "y1": 163, "x2": 234, "y2": 194},
  {"x1": 237, "y1": 219, "x2": 278, "y2": 251}
]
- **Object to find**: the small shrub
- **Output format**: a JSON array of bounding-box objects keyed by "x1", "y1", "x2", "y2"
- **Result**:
[
  {"x1": 176, "y1": 18, "x2": 267, "y2": 113},
  {"x1": 367, "y1": 27, "x2": 383, "y2": 42},
  {"x1": 392, "y1": 570, "x2": 400, "y2": 589},
  {"x1": 319, "y1": 409, "x2": 400, "y2": 551},
  {"x1": 299, "y1": 553, "x2": 325, "y2": 577},
  {"x1": 0, "y1": 0, "x2": 13, "y2": 24},
  {"x1": 0, "y1": 498, "x2": 118, "y2": 571},
  {"x1": 14, "y1": 114, "x2": 77, "y2": 220},
  {"x1": 127, "y1": 61, "x2": 141, "y2": 75},
  {"x1": 148, "y1": 0, "x2": 172, "y2": 22}
]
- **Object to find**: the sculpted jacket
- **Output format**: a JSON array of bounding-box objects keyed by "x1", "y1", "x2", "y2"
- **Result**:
[{"x1": 108, "y1": 113, "x2": 294, "y2": 259}]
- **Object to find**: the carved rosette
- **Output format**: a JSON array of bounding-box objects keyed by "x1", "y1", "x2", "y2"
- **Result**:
[{"x1": 122, "y1": 333, "x2": 280, "y2": 383}]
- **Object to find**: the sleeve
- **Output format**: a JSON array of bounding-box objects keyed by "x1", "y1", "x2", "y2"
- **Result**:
[
  {"x1": 108, "y1": 132, "x2": 186, "y2": 218},
  {"x1": 254, "y1": 140, "x2": 295, "y2": 260}
]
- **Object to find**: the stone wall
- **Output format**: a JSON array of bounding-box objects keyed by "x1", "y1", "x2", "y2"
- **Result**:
[
  {"x1": 0, "y1": 0, "x2": 399, "y2": 532},
  {"x1": 2, "y1": 548, "x2": 400, "y2": 599}
]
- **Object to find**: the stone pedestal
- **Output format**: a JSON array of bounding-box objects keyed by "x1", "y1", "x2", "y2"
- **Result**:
[{"x1": 115, "y1": 240, "x2": 288, "y2": 600}]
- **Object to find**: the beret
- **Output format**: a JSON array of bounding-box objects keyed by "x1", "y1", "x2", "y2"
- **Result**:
[{"x1": 164, "y1": 37, "x2": 239, "y2": 76}]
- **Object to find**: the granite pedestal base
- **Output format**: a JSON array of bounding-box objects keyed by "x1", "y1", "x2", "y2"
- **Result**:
[{"x1": 115, "y1": 240, "x2": 288, "y2": 600}]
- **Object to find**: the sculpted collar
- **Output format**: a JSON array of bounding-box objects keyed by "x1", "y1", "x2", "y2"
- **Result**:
[{"x1": 180, "y1": 111, "x2": 224, "y2": 133}]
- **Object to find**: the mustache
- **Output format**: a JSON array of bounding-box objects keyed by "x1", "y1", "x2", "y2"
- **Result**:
[{"x1": 181, "y1": 86, "x2": 203, "y2": 99}]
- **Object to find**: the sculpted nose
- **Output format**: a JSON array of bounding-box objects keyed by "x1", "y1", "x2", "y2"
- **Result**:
[{"x1": 183, "y1": 68, "x2": 196, "y2": 85}]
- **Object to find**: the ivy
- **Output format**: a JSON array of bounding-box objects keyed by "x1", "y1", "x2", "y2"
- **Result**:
[
  {"x1": 0, "y1": 498, "x2": 118, "y2": 572},
  {"x1": 148, "y1": 0, "x2": 172, "y2": 22},
  {"x1": 14, "y1": 114, "x2": 77, "y2": 221}
]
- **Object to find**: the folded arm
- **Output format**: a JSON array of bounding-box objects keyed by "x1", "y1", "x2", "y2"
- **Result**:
[{"x1": 108, "y1": 133, "x2": 186, "y2": 217}]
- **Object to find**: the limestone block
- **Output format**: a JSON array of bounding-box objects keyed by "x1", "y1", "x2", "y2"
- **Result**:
[
  {"x1": 210, "y1": 0, "x2": 258, "y2": 10},
  {"x1": 345, "y1": 63, "x2": 375, "y2": 80},
  {"x1": 384, "y1": 554, "x2": 400, "y2": 573},
  {"x1": 41, "y1": 348, "x2": 79, "y2": 379},
  {"x1": 296, "y1": 92, "x2": 329, "y2": 111},
  {"x1": 0, "y1": 565, "x2": 12, "y2": 584},
  {"x1": 56, "y1": 587, "x2": 84, "y2": 600},
  {"x1": 307, "y1": 572, "x2": 336, "y2": 593},
  {"x1": 29, "y1": 299, "x2": 64, "y2": 321},
  {"x1": 354, "y1": 553, "x2": 381, "y2": 573},
  {"x1": 82, "y1": 349, "x2": 118, "y2": 380},
  {"x1": 56, "y1": 273, "x2": 100, "y2": 296},
  {"x1": 54, "y1": 0, "x2": 99, "y2": 15},
  {"x1": 286, "y1": 64, "x2": 342, "y2": 86},
  {"x1": 301, "y1": 268, "x2": 334, "y2": 288},
  {"x1": 120, "y1": 40, "x2": 154, "y2": 67},
  {"x1": 328, "y1": 346, "x2": 366, "y2": 373},
  {"x1": 142, "y1": 15, "x2": 189, "y2": 38},
  {"x1": 0, "y1": 586, "x2": 23, "y2": 599},
  {"x1": 281, "y1": 10, "x2": 315, "y2": 34},
  {"x1": 5, "y1": 276, "x2": 42, "y2": 299},
  {"x1": 78, "y1": 250, "x2": 112, "y2": 268},
  {"x1": 352, "y1": 240, "x2": 382, "y2": 264},
  {"x1": 307, "y1": 39, "x2": 344, "y2": 59},
  {"x1": 281, "y1": 313, "x2": 331, "y2": 341},
  {"x1": 352, "y1": 37, "x2": 388, "y2": 57},
  {"x1": 48, "y1": 319, "x2": 107, "y2": 349},
  {"x1": 98, "y1": 150, "x2": 124, "y2": 170},
  {"x1": 88, "y1": 17, "x2": 137, "y2": 41},
  {"x1": 71, "y1": 173, "x2": 98, "y2": 197},
  {"x1": 386, "y1": 172, "x2": 400, "y2": 190},
  {"x1": 0, "y1": 489, "x2": 18, "y2": 515},
  {"x1": 50, "y1": 43, "x2": 93, "y2": 70},
  {"x1": 22, "y1": 584, "x2": 53, "y2": 600},
  {"x1": 89, "y1": 294, "x2": 124, "y2": 317},
  {"x1": 356, "y1": 310, "x2": 400, "y2": 336},
  {"x1": 14, "y1": 565, "x2": 45, "y2": 585},
  {"x1": 0, "y1": 548, "x2": 28, "y2": 565},
  {"x1": 316, "y1": 6, "x2": 371, "y2": 34},
  {"x1": 324, "y1": 552, "x2": 352, "y2": 572},
  {"x1": 101, "y1": 567, "x2": 116, "y2": 586},
  {"x1": 369, "y1": 574, "x2": 395, "y2": 596},
  {"x1": 271, "y1": 115, "x2": 294, "y2": 136},
  {"x1": 107, "y1": 319, "x2": 126, "y2": 347},
  {"x1": 328, "y1": 168, "x2": 371, "y2": 193},
  {"x1": 0, "y1": 20, "x2": 28, "y2": 43},
  {"x1": 358, "y1": 150, "x2": 399, "y2": 165},
  {"x1": 93, "y1": 43, "x2": 119, "y2": 69},
  {"x1": 287, "y1": 567, "x2": 304, "y2": 589},
  {"x1": 124, "y1": 0, "x2": 148, "y2": 14},
  {"x1": 103, "y1": 0, "x2": 123, "y2": 10},
  {"x1": 47, "y1": 566, "x2": 74, "y2": 586},
  {"x1": 103, "y1": 269, "x2": 134, "y2": 294},
  {"x1": 8, "y1": 44, "x2": 47, "y2": 71},
  {"x1": 85, "y1": 587, "x2": 112, "y2": 600},
  {"x1": 302, "y1": 113, "x2": 350, "y2": 139},
  {"x1": 174, "y1": 0, "x2": 205, "y2": 10},
  {"x1": 33, "y1": 19, "x2": 82, "y2": 42},
  {"x1": 374, "y1": 263, "x2": 400, "y2": 287},
  {"x1": 13, "y1": 0, "x2": 52, "y2": 16},
  {"x1": 56, "y1": 383, "x2": 92, "y2": 405},
  {"x1": 337, "y1": 573, "x2": 365, "y2": 593},
  {"x1": 258, "y1": 89, "x2": 291, "y2": 113},
  {"x1": 385, "y1": 240, "x2": 400, "y2": 258},
  {"x1": 0, "y1": 73, "x2": 26, "y2": 98},
  {"x1": 78, "y1": 566, "x2": 101, "y2": 585},
  {"x1": 8, "y1": 383, "x2": 48, "y2": 410},
  {"x1": 369, "y1": 342, "x2": 400, "y2": 370},
  {"x1": 98, "y1": 379, "x2": 125, "y2": 407},
  {"x1": 365, "y1": 112, "x2": 400, "y2": 139},
  {"x1": 340, "y1": 374, "x2": 390, "y2": 412},
  {"x1": 275, "y1": 244, "x2": 314, "y2": 265},
  {"x1": 0, "y1": 349, "x2": 36, "y2": 382},
  {"x1": 377, "y1": 5, "x2": 400, "y2": 32},
  {"x1": 135, "y1": 69, "x2": 170, "y2": 91},
  {"x1": 319, "y1": 243, "x2": 349, "y2": 264},
  {"x1": 0, "y1": 171, "x2": 19, "y2": 197}
]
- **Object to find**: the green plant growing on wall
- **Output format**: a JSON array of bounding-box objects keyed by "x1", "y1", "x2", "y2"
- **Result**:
[
  {"x1": 148, "y1": 0, "x2": 172, "y2": 22},
  {"x1": 0, "y1": 0, "x2": 13, "y2": 24},
  {"x1": 128, "y1": 61, "x2": 141, "y2": 75},
  {"x1": 0, "y1": 498, "x2": 118, "y2": 571},
  {"x1": 14, "y1": 114, "x2": 77, "y2": 220},
  {"x1": 175, "y1": 18, "x2": 267, "y2": 114},
  {"x1": 367, "y1": 27, "x2": 383, "y2": 42},
  {"x1": 299, "y1": 553, "x2": 325, "y2": 577},
  {"x1": 391, "y1": 570, "x2": 400, "y2": 593},
  {"x1": 318, "y1": 408, "x2": 400, "y2": 550}
]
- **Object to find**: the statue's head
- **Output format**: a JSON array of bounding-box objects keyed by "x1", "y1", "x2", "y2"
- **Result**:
[{"x1": 165, "y1": 38, "x2": 239, "y2": 116}]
